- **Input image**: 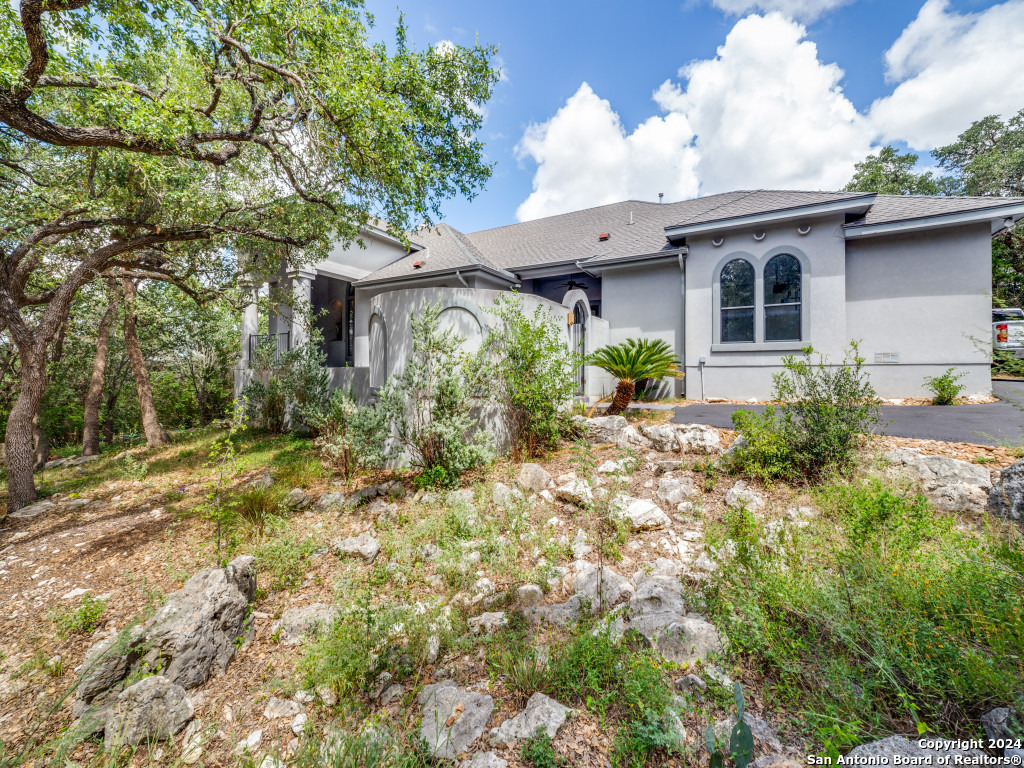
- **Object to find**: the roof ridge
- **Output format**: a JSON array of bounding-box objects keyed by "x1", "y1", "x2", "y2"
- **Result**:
[{"x1": 673, "y1": 190, "x2": 759, "y2": 225}]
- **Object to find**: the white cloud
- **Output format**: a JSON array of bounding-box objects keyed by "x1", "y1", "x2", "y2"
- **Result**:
[
  {"x1": 868, "y1": 0, "x2": 1024, "y2": 149},
  {"x1": 657, "y1": 12, "x2": 871, "y2": 194},
  {"x1": 515, "y1": 13, "x2": 870, "y2": 220},
  {"x1": 709, "y1": 0, "x2": 853, "y2": 22},
  {"x1": 514, "y1": 83, "x2": 699, "y2": 221}
]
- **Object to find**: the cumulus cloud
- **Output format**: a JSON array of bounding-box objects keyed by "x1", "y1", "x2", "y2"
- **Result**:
[
  {"x1": 514, "y1": 84, "x2": 699, "y2": 221},
  {"x1": 868, "y1": 0, "x2": 1024, "y2": 149},
  {"x1": 709, "y1": 0, "x2": 853, "y2": 22},
  {"x1": 656, "y1": 12, "x2": 871, "y2": 195},
  {"x1": 515, "y1": 13, "x2": 870, "y2": 220}
]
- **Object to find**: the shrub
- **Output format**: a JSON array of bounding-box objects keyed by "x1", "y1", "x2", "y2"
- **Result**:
[
  {"x1": 51, "y1": 594, "x2": 106, "y2": 637},
  {"x1": 728, "y1": 343, "x2": 880, "y2": 481},
  {"x1": 924, "y1": 367, "x2": 967, "y2": 405},
  {"x1": 702, "y1": 478, "x2": 1024, "y2": 750},
  {"x1": 378, "y1": 303, "x2": 493, "y2": 484},
  {"x1": 279, "y1": 342, "x2": 332, "y2": 430},
  {"x1": 485, "y1": 293, "x2": 584, "y2": 459},
  {"x1": 256, "y1": 536, "x2": 319, "y2": 592},
  {"x1": 309, "y1": 388, "x2": 390, "y2": 482}
]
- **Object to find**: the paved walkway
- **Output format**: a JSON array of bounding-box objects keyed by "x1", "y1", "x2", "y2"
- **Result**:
[{"x1": 669, "y1": 380, "x2": 1024, "y2": 447}]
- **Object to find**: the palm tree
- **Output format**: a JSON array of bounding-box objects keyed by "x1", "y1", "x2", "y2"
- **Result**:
[{"x1": 590, "y1": 338, "x2": 683, "y2": 415}]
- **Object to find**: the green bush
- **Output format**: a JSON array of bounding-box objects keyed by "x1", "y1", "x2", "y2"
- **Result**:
[
  {"x1": 50, "y1": 594, "x2": 106, "y2": 637},
  {"x1": 486, "y1": 293, "x2": 584, "y2": 459},
  {"x1": 256, "y1": 536, "x2": 319, "y2": 592},
  {"x1": 728, "y1": 343, "x2": 880, "y2": 481},
  {"x1": 521, "y1": 728, "x2": 565, "y2": 767},
  {"x1": 295, "y1": 728, "x2": 432, "y2": 768},
  {"x1": 308, "y1": 388, "x2": 390, "y2": 482},
  {"x1": 378, "y1": 303, "x2": 493, "y2": 484},
  {"x1": 215, "y1": 485, "x2": 287, "y2": 542},
  {"x1": 702, "y1": 478, "x2": 1024, "y2": 750},
  {"x1": 923, "y1": 368, "x2": 967, "y2": 405}
]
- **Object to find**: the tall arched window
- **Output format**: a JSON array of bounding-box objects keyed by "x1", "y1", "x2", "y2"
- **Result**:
[
  {"x1": 720, "y1": 259, "x2": 755, "y2": 343},
  {"x1": 763, "y1": 254, "x2": 801, "y2": 341}
]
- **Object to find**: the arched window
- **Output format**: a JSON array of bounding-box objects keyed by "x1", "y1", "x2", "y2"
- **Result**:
[
  {"x1": 763, "y1": 254, "x2": 801, "y2": 341},
  {"x1": 720, "y1": 259, "x2": 755, "y2": 343}
]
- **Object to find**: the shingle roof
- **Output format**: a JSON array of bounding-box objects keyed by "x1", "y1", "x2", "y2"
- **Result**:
[
  {"x1": 356, "y1": 191, "x2": 1024, "y2": 284},
  {"x1": 852, "y1": 194, "x2": 1024, "y2": 227}
]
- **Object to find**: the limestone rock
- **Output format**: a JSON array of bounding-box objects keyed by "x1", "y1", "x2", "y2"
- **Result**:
[
  {"x1": 317, "y1": 491, "x2": 347, "y2": 511},
  {"x1": 469, "y1": 612, "x2": 508, "y2": 635},
  {"x1": 988, "y1": 459, "x2": 1024, "y2": 525},
  {"x1": 675, "y1": 673, "x2": 707, "y2": 692},
  {"x1": 516, "y1": 585, "x2": 544, "y2": 607},
  {"x1": 641, "y1": 423, "x2": 679, "y2": 452},
  {"x1": 465, "y1": 753, "x2": 508, "y2": 768},
  {"x1": 8, "y1": 499, "x2": 55, "y2": 519},
  {"x1": 283, "y1": 488, "x2": 311, "y2": 509},
  {"x1": 180, "y1": 718, "x2": 205, "y2": 764},
  {"x1": 290, "y1": 713, "x2": 308, "y2": 735},
  {"x1": 611, "y1": 495, "x2": 671, "y2": 531},
  {"x1": 77, "y1": 627, "x2": 143, "y2": 703},
  {"x1": 488, "y1": 692, "x2": 572, "y2": 746},
  {"x1": 617, "y1": 425, "x2": 652, "y2": 450},
  {"x1": 554, "y1": 479, "x2": 593, "y2": 507},
  {"x1": 524, "y1": 596, "x2": 583, "y2": 628},
  {"x1": 657, "y1": 475, "x2": 696, "y2": 506},
  {"x1": 628, "y1": 577, "x2": 723, "y2": 666},
  {"x1": 234, "y1": 729, "x2": 263, "y2": 756},
  {"x1": 677, "y1": 424, "x2": 721, "y2": 454},
  {"x1": 418, "y1": 680, "x2": 494, "y2": 760},
  {"x1": 574, "y1": 564, "x2": 634, "y2": 612},
  {"x1": 885, "y1": 448, "x2": 991, "y2": 513},
  {"x1": 105, "y1": 676, "x2": 193, "y2": 748},
  {"x1": 271, "y1": 603, "x2": 340, "y2": 646},
  {"x1": 726, "y1": 481, "x2": 765, "y2": 511},
  {"x1": 332, "y1": 533, "x2": 381, "y2": 562},
  {"x1": 517, "y1": 463, "x2": 552, "y2": 493},
  {"x1": 264, "y1": 697, "x2": 301, "y2": 719},
  {"x1": 575, "y1": 415, "x2": 629, "y2": 444},
  {"x1": 596, "y1": 458, "x2": 637, "y2": 475},
  {"x1": 720, "y1": 435, "x2": 748, "y2": 462}
]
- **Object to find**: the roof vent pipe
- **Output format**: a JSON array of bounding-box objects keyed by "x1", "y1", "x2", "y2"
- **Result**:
[
  {"x1": 658, "y1": 193, "x2": 664, "y2": 204},
  {"x1": 629, "y1": 211, "x2": 634, "y2": 225}
]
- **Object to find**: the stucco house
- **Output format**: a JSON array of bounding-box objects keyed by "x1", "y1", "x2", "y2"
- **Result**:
[{"x1": 236, "y1": 190, "x2": 1024, "y2": 403}]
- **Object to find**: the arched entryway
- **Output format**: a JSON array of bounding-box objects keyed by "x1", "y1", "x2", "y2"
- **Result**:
[{"x1": 569, "y1": 299, "x2": 587, "y2": 394}]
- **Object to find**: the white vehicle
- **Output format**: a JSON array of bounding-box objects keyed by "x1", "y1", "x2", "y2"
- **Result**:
[{"x1": 993, "y1": 308, "x2": 1024, "y2": 355}]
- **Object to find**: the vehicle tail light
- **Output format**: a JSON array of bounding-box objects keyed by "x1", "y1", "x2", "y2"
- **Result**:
[{"x1": 997, "y1": 323, "x2": 1008, "y2": 343}]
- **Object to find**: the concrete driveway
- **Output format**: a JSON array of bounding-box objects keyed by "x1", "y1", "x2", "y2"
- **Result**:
[{"x1": 670, "y1": 380, "x2": 1024, "y2": 447}]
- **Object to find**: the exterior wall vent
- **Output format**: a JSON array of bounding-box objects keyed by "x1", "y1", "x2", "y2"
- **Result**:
[{"x1": 874, "y1": 352, "x2": 900, "y2": 364}]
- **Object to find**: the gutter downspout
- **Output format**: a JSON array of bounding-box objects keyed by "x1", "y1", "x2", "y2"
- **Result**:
[
  {"x1": 678, "y1": 253, "x2": 686, "y2": 400},
  {"x1": 455, "y1": 270, "x2": 469, "y2": 288},
  {"x1": 575, "y1": 260, "x2": 599, "y2": 279}
]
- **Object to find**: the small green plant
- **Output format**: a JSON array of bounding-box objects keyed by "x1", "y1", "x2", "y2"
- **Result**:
[
  {"x1": 706, "y1": 683, "x2": 754, "y2": 768},
  {"x1": 256, "y1": 536, "x2": 318, "y2": 591},
  {"x1": 414, "y1": 465, "x2": 460, "y2": 491},
  {"x1": 51, "y1": 594, "x2": 106, "y2": 637},
  {"x1": 520, "y1": 727, "x2": 564, "y2": 767},
  {"x1": 728, "y1": 343, "x2": 880, "y2": 481},
  {"x1": 121, "y1": 454, "x2": 148, "y2": 480},
  {"x1": 214, "y1": 485, "x2": 287, "y2": 542},
  {"x1": 923, "y1": 368, "x2": 967, "y2": 405}
]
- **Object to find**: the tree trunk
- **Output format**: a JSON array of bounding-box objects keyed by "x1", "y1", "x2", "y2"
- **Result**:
[
  {"x1": 121, "y1": 278, "x2": 170, "y2": 448},
  {"x1": 33, "y1": 413, "x2": 49, "y2": 469},
  {"x1": 4, "y1": 345, "x2": 48, "y2": 510},
  {"x1": 606, "y1": 380, "x2": 635, "y2": 416},
  {"x1": 82, "y1": 289, "x2": 118, "y2": 455}
]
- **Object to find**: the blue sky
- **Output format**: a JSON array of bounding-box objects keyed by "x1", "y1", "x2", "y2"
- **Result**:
[{"x1": 363, "y1": 0, "x2": 1024, "y2": 232}]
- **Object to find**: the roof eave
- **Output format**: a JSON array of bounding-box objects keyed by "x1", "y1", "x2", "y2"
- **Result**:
[
  {"x1": 582, "y1": 247, "x2": 687, "y2": 273},
  {"x1": 356, "y1": 262, "x2": 518, "y2": 288},
  {"x1": 843, "y1": 202, "x2": 1024, "y2": 239},
  {"x1": 664, "y1": 195, "x2": 877, "y2": 241}
]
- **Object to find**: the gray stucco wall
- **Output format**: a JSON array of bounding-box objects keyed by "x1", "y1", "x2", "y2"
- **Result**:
[
  {"x1": 682, "y1": 216, "x2": 992, "y2": 399},
  {"x1": 845, "y1": 223, "x2": 992, "y2": 397},
  {"x1": 683, "y1": 215, "x2": 849, "y2": 400},
  {"x1": 599, "y1": 261, "x2": 685, "y2": 398}
]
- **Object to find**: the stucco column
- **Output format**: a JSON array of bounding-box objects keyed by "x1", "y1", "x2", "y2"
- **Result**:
[
  {"x1": 240, "y1": 289, "x2": 260, "y2": 366},
  {"x1": 286, "y1": 268, "x2": 316, "y2": 349}
]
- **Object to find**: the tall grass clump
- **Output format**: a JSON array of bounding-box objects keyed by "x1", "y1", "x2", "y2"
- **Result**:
[{"x1": 701, "y1": 478, "x2": 1024, "y2": 752}]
